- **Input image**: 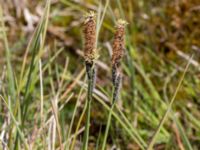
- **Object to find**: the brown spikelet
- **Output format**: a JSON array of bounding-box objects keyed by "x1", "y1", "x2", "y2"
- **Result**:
[
  {"x1": 111, "y1": 19, "x2": 127, "y2": 68},
  {"x1": 83, "y1": 11, "x2": 97, "y2": 64},
  {"x1": 111, "y1": 19, "x2": 127, "y2": 85}
]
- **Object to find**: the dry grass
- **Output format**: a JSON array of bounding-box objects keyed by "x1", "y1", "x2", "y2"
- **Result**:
[{"x1": 0, "y1": 0, "x2": 200, "y2": 149}]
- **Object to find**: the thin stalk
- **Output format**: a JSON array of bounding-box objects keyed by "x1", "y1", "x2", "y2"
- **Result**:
[
  {"x1": 0, "y1": 96, "x2": 29, "y2": 150},
  {"x1": 51, "y1": 97, "x2": 64, "y2": 150},
  {"x1": 147, "y1": 56, "x2": 192, "y2": 150},
  {"x1": 101, "y1": 103, "x2": 114, "y2": 150},
  {"x1": 0, "y1": 6, "x2": 17, "y2": 148},
  {"x1": 66, "y1": 80, "x2": 85, "y2": 150},
  {"x1": 82, "y1": 98, "x2": 91, "y2": 150},
  {"x1": 82, "y1": 67, "x2": 94, "y2": 150},
  {"x1": 70, "y1": 96, "x2": 87, "y2": 150},
  {"x1": 116, "y1": 106, "x2": 147, "y2": 148},
  {"x1": 94, "y1": 95, "x2": 145, "y2": 150},
  {"x1": 102, "y1": 83, "x2": 116, "y2": 150}
]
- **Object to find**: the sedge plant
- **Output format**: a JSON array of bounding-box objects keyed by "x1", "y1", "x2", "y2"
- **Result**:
[
  {"x1": 82, "y1": 11, "x2": 98, "y2": 150},
  {"x1": 102, "y1": 19, "x2": 127, "y2": 150}
]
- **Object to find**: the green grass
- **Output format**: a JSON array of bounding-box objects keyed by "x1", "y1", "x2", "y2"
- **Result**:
[{"x1": 0, "y1": 0, "x2": 200, "y2": 149}]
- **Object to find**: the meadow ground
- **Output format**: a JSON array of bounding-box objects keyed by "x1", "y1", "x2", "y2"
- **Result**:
[{"x1": 0, "y1": 0, "x2": 200, "y2": 149}]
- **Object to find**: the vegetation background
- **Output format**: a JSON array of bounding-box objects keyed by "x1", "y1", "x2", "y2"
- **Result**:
[{"x1": 0, "y1": 0, "x2": 200, "y2": 149}]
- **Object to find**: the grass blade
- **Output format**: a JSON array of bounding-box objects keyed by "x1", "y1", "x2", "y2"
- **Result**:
[
  {"x1": 101, "y1": 104, "x2": 114, "y2": 150},
  {"x1": 21, "y1": 0, "x2": 51, "y2": 122},
  {"x1": 0, "y1": 5, "x2": 16, "y2": 101},
  {"x1": 147, "y1": 56, "x2": 193, "y2": 150},
  {"x1": 0, "y1": 95, "x2": 29, "y2": 150},
  {"x1": 94, "y1": 95, "x2": 145, "y2": 150},
  {"x1": 172, "y1": 114, "x2": 193, "y2": 150}
]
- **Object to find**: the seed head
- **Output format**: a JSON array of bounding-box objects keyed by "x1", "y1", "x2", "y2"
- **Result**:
[
  {"x1": 111, "y1": 19, "x2": 127, "y2": 68},
  {"x1": 111, "y1": 19, "x2": 127, "y2": 84},
  {"x1": 83, "y1": 11, "x2": 97, "y2": 64}
]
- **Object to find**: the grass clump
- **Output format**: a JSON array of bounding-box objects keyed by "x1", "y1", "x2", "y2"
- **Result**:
[{"x1": 0, "y1": 0, "x2": 199, "y2": 149}]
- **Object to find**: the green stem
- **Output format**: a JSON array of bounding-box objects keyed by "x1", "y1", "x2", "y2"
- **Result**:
[
  {"x1": 94, "y1": 95, "x2": 145, "y2": 150},
  {"x1": 147, "y1": 57, "x2": 192, "y2": 150},
  {"x1": 102, "y1": 85, "x2": 115, "y2": 150},
  {"x1": 101, "y1": 104, "x2": 114, "y2": 150},
  {"x1": 82, "y1": 67, "x2": 93, "y2": 150},
  {"x1": 116, "y1": 106, "x2": 147, "y2": 148},
  {"x1": 70, "y1": 97, "x2": 87, "y2": 150}
]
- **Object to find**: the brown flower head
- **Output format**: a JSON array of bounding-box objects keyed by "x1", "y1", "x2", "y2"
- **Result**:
[
  {"x1": 111, "y1": 19, "x2": 127, "y2": 85},
  {"x1": 111, "y1": 19, "x2": 128, "y2": 68},
  {"x1": 83, "y1": 11, "x2": 97, "y2": 64}
]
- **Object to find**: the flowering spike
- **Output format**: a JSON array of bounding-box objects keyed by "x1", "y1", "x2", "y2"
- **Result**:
[
  {"x1": 83, "y1": 11, "x2": 97, "y2": 64},
  {"x1": 111, "y1": 19, "x2": 127, "y2": 69}
]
